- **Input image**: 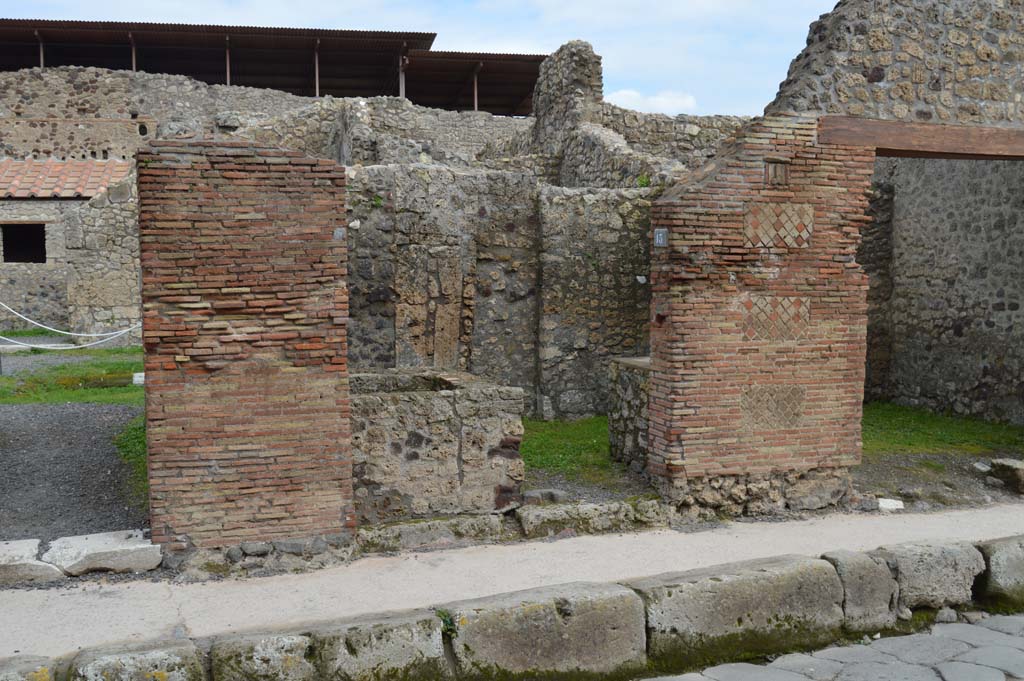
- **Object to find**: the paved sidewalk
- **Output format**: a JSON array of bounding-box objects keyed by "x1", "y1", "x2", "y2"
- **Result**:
[
  {"x1": 3, "y1": 503, "x2": 1024, "y2": 660},
  {"x1": 665, "y1": 619, "x2": 1024, "y2": 680}
]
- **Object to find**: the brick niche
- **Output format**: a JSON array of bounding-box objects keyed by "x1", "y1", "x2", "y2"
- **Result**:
[
  {"x1": 647, "y1": 114, "x2": 875, "y2": 509},
  {"x1": 138, "y1": 140, "x2": 352, "y2": 549}
]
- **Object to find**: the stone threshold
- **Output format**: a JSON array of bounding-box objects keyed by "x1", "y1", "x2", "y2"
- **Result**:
[
  {"x1": 0, "y1": 530, "x2": 161, "y2": 586},
  {"x1": 4, "y1": 534, "x2": 1024, "y2": 680}
]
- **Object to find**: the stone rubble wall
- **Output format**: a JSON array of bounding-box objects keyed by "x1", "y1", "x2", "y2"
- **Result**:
[
  {"x1": 344, "y1": 165, "x2": 541, "y2": 399},
  {"x1": 594, "y1": 101, "x2": 745, "y2": 169},
  {"x1": 0, "y1": 200, "x2": 75, "y2": 329},
  {"x1": 350, "y1": 369, "x2": 525, "y2": 524},
  {"x1": 9, "y1": 535, "x2": 1022, "y2": 680},
  {"x1": 65, "y1": 175, "x2": 141, "y2": 340},
  {"x1": 479, "y1": 41, "x2": 745, "y2": 190},
  {"x1": 0, "y1": 182, "x2": 140, "y2": 340},
  {"x1": 767, "y1": 0, "x2": 1024, "y2": 127},
  {"x1": 537, "y1": 187, "x2": 653, "y2": 417},
  {"x1": 863, "y1": 156, "x2": 1024, "y2": 425},
  {"x1": 344, "y1": 165, "x2": 656, "y2": 419},
  {"x1": 239, "y1": 96, "x2": 531, "y2": 168},
  {"x1": 861, "y1": 158, "x2": 898, "y2": 401},
  {"x1": 608, "y1": 357, "x2": 651, "y2": 477},
  {"x1": 558, "y1": 123, "x2": 682, "y2": 189},
  {"x1": 0, "y1": 66, "x2": 315, "y2": 159}
]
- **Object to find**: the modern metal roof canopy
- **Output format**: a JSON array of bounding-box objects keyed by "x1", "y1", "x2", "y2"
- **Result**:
[{"x1": 0, "y1": 19, "x2": 543, "y2": 114}]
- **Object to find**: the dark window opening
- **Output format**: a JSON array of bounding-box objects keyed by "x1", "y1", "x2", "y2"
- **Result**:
[{"x1": 1, "y1": 224, "x2": 47, "y2": 263}]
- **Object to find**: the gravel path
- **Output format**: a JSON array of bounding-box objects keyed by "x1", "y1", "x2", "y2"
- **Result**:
[
  {"x1": 0, "y1": 403, "x2": 146, "y2": 541},
  {"x1": 0, "y1": 351, "x2": 97, "y2": 376}
]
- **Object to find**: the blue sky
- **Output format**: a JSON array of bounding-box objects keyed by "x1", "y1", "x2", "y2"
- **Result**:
[{"x1": 2, "y1": 0, "x2": 839, "y2": 116}]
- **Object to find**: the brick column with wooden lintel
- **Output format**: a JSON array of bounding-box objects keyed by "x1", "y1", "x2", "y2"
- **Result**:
[
  {"x1": 647, "y1": 114, "x2": 875, "y2": 514},
  {"x1": 138, "y1": 140, "x2": 353, "y2": 549}
]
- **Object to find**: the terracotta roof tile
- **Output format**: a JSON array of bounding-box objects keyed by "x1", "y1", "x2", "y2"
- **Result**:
[{"x1": 0, "y1": 159, "x2": 133, "y2": 199}]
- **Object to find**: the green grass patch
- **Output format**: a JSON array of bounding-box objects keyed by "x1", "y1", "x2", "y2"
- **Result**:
[
  {"x1": 0, "y1": 347, "x2": 144, "y2": 405},
  {"x1": 862, "y1": 401, "x2": 1024, "y2": 458},
  {"x1": 115, "y1": 415, "x2": 148, "y2": 506},
  {"x1": 0, "y1": 327, "x2": 56, "y2": 338},
  {"x1": 521, "y1": 416, "x2": 625, "y2": 485}
]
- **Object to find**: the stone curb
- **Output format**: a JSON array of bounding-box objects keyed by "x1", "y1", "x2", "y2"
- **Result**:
[{"x1": 5, "y1": 535, "x2": 1024, "y2": 680}]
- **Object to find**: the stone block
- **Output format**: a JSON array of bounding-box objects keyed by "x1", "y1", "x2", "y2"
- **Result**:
[
  {"x1": 442, "y1": 582, "x2": 646, "y2": 677},
  {"x1": 624, "y1": 556, "x2": 844, "y2": 669},
  {"x1": 954, "y1": 646, "x2": 1024, "y2": 678},
  {"x1": 70, "y1": 640, "x2": 203, "y2": 681},
  {"x1": 934, "y1": 661, "x2": 1004, "y2": 681},
  {"x1": 210, "y1": 634, "x2": 317, "y2": 681},
  {"x1": 515, "y1": 501, "x2": 671, "y2": 539},
  {"x1": 702, "y1": 663, "x2": 812, "y2": 681},
  {"x1": 821, "y1": 550, "x2": 898, "y2": 631},
  {"x1": 0, "y1": 656, "x2": 56, "y2": 681},
  {"x1": 356, "y1": 515, "x2": 506, "y2": 554},
  {"x1": 870, "y1": 542, "x2": 985, "y2": 609},
  {"x1": 991, "y1": 459, "x2": 1024, "y2": 493},
  {"x1": 41, "y1": 530, "x2": 162, "y2": 576},
  {"x1": 311, "y1": 611, "x2": 450, "y2": 681},
  {"x1": 769, "y1": 653, "x2": 844, "y2": 680},
  {"x1": 977, "y1": 535, "x2": 1024, "y2": 609},
  {"x1": 0, "y1": 540, "x2": 65, "y2": 586},
  {"x1": 868, "y1": 633, "x2": 970, "y2": 665}
]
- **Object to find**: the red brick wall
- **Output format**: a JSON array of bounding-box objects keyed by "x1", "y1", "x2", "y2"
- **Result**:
[
  {"x1": 138, "y1": 140, "x2": 353, "y2": 549},
  {"x1": 648, "y1": 115, "x2": 875, "y2": 491}
]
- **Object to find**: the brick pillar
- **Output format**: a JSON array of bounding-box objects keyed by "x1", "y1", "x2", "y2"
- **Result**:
[
  {"x1": 648, "y1": 115, "x2": 876, "y2": 510},
  {"x1": 138, "y1": 141, "x2": 353, "y2": 549}
]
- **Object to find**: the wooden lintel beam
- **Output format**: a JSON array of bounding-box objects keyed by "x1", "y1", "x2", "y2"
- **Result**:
[{"x1": 819, "y1": 115, "x2": 1024, "y2": 160}]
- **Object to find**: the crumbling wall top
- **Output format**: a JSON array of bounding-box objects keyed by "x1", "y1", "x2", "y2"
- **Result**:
[{"x1": 767, "y1": 0, "x2": 1024, "y2": 127}]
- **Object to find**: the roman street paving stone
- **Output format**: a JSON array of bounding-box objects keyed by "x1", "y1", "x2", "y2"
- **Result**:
[{"x1": 645, "y1": 617, "x2": 1024, "y2": 681}]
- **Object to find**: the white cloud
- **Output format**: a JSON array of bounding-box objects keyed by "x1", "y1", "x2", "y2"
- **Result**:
[{"x1": 606, "y1": 89, "x2": 698, "y2": 116}]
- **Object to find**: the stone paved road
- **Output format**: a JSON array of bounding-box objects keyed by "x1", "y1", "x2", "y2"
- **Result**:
[{"x1": 654, "y1": 619, "x2": 1024, "y2": 680}]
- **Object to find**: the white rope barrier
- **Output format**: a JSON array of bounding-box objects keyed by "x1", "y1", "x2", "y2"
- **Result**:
[
  {"x1": 0, "y1": 301, "x2": 141, "y2": 351},
  {"x1": 0, "y1": 326, "x2": 140, "y2": 350},
  {"x1": 0, "y1": 301, "x2": 130, "y2": 338}
]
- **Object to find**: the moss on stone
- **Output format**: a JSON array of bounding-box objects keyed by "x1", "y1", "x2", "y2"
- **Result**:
[
  {"x1": 201, "y1": 561, "x2": 232, "y2": 577},
  {"x1": 647, "y1": 625, "x2": 846, "y2": 675}
]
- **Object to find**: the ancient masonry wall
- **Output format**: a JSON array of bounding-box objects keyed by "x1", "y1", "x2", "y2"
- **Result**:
[
  {"x1": 139, "y1": 141, "x2": 352, "y2": 549},
  {"x1": 0, "y1": 200, "x2": 74, "y2": 328},
  {"x1": 537, "y1": 186, "x2": 652, "y2": 418},
  {"x1": 500, "y1": 40, "x2": 746, "y2": 191},
  {"x1": 647, "y1": 114, "x2": 872, "y2": 513},
  {"x1": 240, "y1": 96, "x2": 531, "y2": 167},
  {"x1": 0, "y1": 45, "x2": 741, "y2": 417},
  {"x1": 860, "y1": 158, "x2": 897, "y2": 400},
  {"x1": 350, "y1": 369, "x2": 525, "y2": 524},
  {"x1": 608, "y1": 357, "x2": 651, "y2": 478},
  {"x1": 65, "y1": 174, "x2": 141, "y2": 339},
  {"x1": 768, "y1": 0, "x2": 1024, "y2": 127},
  {"x1": 345, "y1": 166, "x2": 654, "y2": 418},
  {"x1": 0, "y1": 67, "x2": 312, "y2": 159},
  {"x1": 863, "y1": 157, "x2": 1024, "y2": 425},
  {"x1": 0, "y1": 178, "x2": 141, "y2": 339}
]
